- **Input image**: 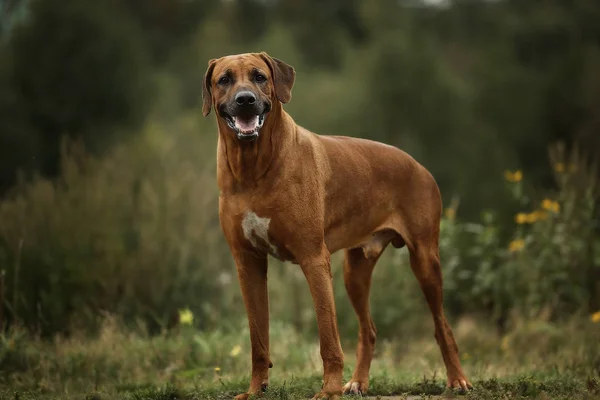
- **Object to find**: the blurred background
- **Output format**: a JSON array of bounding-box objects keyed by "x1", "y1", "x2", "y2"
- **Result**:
[{"x1": 0, "y1": 0, "x2": 599, "y2": 393}]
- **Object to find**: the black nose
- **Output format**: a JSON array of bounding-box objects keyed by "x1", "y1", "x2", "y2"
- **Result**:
[{"x1": 235, "y1": 91, "x2": 256, "y2": 106}]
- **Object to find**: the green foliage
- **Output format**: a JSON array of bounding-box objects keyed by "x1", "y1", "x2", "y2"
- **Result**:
[
  {"x1": 0, "y1": 43, "x2": 40, "y2": 193},
  {"x1": 439, "y1": 144, "x2": 600, "y2": 327},
  {"x1": 9, "y1": 0, "x2": 151, "y2": 134},
  {"x1": 0, "y1": 117, "x2": 236, "y2": 335},
  {"x1": 2, "y1": 0, "x2": 153, "y2": 183},
  {"x1": 119, "y1": 0, "x2": 218, "y2": 65}
]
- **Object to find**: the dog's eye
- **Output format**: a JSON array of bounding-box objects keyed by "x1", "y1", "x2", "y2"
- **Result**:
[
  {"x1": 255, "y1": 74, "x2": 266, "y2": 83},
  {"x1": 218, "y1": 76, "x2": 230, "y2": 85}
]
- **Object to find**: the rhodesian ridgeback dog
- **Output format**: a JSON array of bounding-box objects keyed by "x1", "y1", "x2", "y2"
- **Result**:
[{"x1": 202, "y1": 52, "x2": 472, "y2": 399}]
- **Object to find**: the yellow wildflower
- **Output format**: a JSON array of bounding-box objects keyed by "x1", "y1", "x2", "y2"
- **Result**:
[
  {"x1": 504, "y1": 170, "x2": 523, "y2": 183},
  {"x1": 516, "y1": 211, "x2": 548, "y2": 224},
  {"x1": 214, "y1": 367, "x2": 221, "y2": 373},
  {"x1": 178, "y1": 308, "x2": 194, "y2": 326},
  {"x1": 554, "y1": 163, "x2": 565, "y2": 173},
  {"x1": 525, "y1": 212, "x2": 539, "y2": 223},
  {"x1": 541, "y1": 199, "x2": 560, "y2": 213},
  {"x1": 508, "y1": 239, "x2": 525, "y2": 253},
  {"x1": 444, "y1": 208, "x2": 456, "y2": 220},
  {"x1": 230, "y1": 345, "x2": 242, "y2": 357},
  {"x1": 591, "y1": 311, "x2": 600, "y2": 323},
  {"x1": 515, "y1": 213, "x2": 528, "y2": 224},
  {"x1": 541, "y1": 199, "x2": 552, "y2": 210},
  {"x1": 515, "y1": 170, "x2": 523, "y2": 182}
]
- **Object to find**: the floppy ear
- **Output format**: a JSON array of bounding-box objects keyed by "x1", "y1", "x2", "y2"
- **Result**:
[
  {"x1": 202, "y1": 59, "x2": 217, "y2": 117},
  {"x1": 259, "y1": 52, "x2": 296, "y2": 104}
]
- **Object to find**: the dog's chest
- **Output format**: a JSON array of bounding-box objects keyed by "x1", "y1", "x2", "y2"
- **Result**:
[
  {"x1": 240, "y1": 210, "x2": 294, "y2": 262},
  {"x1": 241, "y1": 211, "x2": 277, "y2": 256}
]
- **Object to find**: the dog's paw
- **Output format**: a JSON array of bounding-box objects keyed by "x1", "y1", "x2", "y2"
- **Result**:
[
  {"x1": 234, "y1": 383, "x2": 268, "y2": 400},
  {"x1": 342, "y1": 380, "x2": 368, "y2": 395},
  {"x1": 447, "y1": 376, "x2": 473, "y2": 392},
  {"x1": 311, "y1": 391, "x2": 341, "y2": 400}
]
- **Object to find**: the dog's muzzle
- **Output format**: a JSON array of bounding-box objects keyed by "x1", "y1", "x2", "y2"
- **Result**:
[
  {"x1": 226, "y1": 114, "x2": 265, "y2": 141},
  {"x1": 221, "y1": 91, "x2": 269, "y2": 142}
]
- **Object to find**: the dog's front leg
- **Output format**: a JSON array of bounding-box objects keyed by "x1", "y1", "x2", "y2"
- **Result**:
[
  {"x1": 232, "y1": 250, "x2": 271, "y2": 400},
  {"x1": 300, "y1": 249, "x2": 344, "y2": 400}
]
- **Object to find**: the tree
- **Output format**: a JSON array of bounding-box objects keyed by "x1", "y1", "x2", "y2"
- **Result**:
[{"x1": 6, "y1": 0, "x2": 153, "y2": 178}]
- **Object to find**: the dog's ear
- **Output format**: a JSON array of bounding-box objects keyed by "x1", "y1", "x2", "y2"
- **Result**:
[
  {"x1": 202, "y1": 58, "x2": 217, "y2": 117},
  {"x1": 259, "y1": 52, "x2": 295, "y2": 104}
]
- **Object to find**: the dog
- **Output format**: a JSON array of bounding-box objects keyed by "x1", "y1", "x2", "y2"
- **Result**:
[{"x1": 202, "y1": 52, "x2": 472, "y2": 400}]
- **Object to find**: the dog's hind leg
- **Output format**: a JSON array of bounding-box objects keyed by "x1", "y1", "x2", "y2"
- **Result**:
[
  {"x1": 342, "y1": 244, "x2": 386, "y2": 395},
  {"x1": 408, "y1": 236, "x2": 472, "y2": 391}
]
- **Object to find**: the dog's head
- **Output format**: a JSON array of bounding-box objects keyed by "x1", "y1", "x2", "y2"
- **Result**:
[{"x1": 202, "y1": 52, "x2": 295, "y2": 142}]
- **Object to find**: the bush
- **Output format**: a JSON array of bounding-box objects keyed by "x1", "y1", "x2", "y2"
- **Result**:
[
  {"x1": 0, "y1": 115, "x2": 236, "y2": 335},
  {"x1": 439, "y1": 143, "x2": 600, "y2": 329}
]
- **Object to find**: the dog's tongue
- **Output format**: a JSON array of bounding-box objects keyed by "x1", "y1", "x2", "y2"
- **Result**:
[{"x1": 234, "y1": 116, "x2": 259, "y2": 133}]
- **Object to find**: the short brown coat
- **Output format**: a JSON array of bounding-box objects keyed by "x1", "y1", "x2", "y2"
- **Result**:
[{"x1": 203, "y1": 52, "x2": 472, "y2": 399}]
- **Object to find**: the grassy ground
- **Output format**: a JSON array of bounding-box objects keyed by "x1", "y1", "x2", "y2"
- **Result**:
[{"x1": 1, "y1": 315, "x2": 599, "y2": 400}]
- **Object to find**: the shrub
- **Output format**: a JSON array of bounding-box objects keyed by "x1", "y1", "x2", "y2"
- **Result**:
[
  {"x1": 0, "y1": 115, "x2": 237, "y2": 335},
  {"x1": 439, "y1": 143, "x2": 600, "y2": 329}
]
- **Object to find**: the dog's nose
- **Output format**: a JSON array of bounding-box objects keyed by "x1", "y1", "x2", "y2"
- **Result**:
[{"x1": 235, "y1": 91, "x2": 256, "y2": 106}]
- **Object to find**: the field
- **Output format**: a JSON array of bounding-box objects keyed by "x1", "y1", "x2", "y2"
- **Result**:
[
  {"x1": 1, "y1": 314, "x2": 599, "y2": 400},
  {"x1": 2, "y1": 1, "x2": 600, "y2": 400}
]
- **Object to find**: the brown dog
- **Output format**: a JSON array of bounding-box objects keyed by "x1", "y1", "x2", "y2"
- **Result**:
[{"x1": 202, "y1": 52, "x2": 472, "y2": 399}]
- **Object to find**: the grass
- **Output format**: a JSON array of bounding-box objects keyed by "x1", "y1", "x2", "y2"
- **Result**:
[
  {"x1": 0, "y1": 315, "x2": 599, "y2": 400},
  {"x1": 2, "y1": 373, "x2": 598, "y2": 400}
]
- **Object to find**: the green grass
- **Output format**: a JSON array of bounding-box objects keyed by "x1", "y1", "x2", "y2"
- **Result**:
[
  {"x1": 2, "y1": 374, "x2": 599, "y2": 400},
  {"x1": 1, "y1": 315, "x2": 599, "y2": 400}
]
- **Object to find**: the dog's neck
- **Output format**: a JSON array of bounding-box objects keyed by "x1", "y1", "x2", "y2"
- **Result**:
[{"x1": 216, "y1": 102, "x2": 295, "y2": 192}]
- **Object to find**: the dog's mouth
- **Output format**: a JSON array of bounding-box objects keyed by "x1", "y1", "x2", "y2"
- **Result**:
[{"x1": 224, "y1": 113, "x2": 266, "y2": 141}]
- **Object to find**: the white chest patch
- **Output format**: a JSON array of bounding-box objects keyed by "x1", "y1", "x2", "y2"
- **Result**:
[{"x1": 241, "y1": 211, "x2": 278, "y2": 256}]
